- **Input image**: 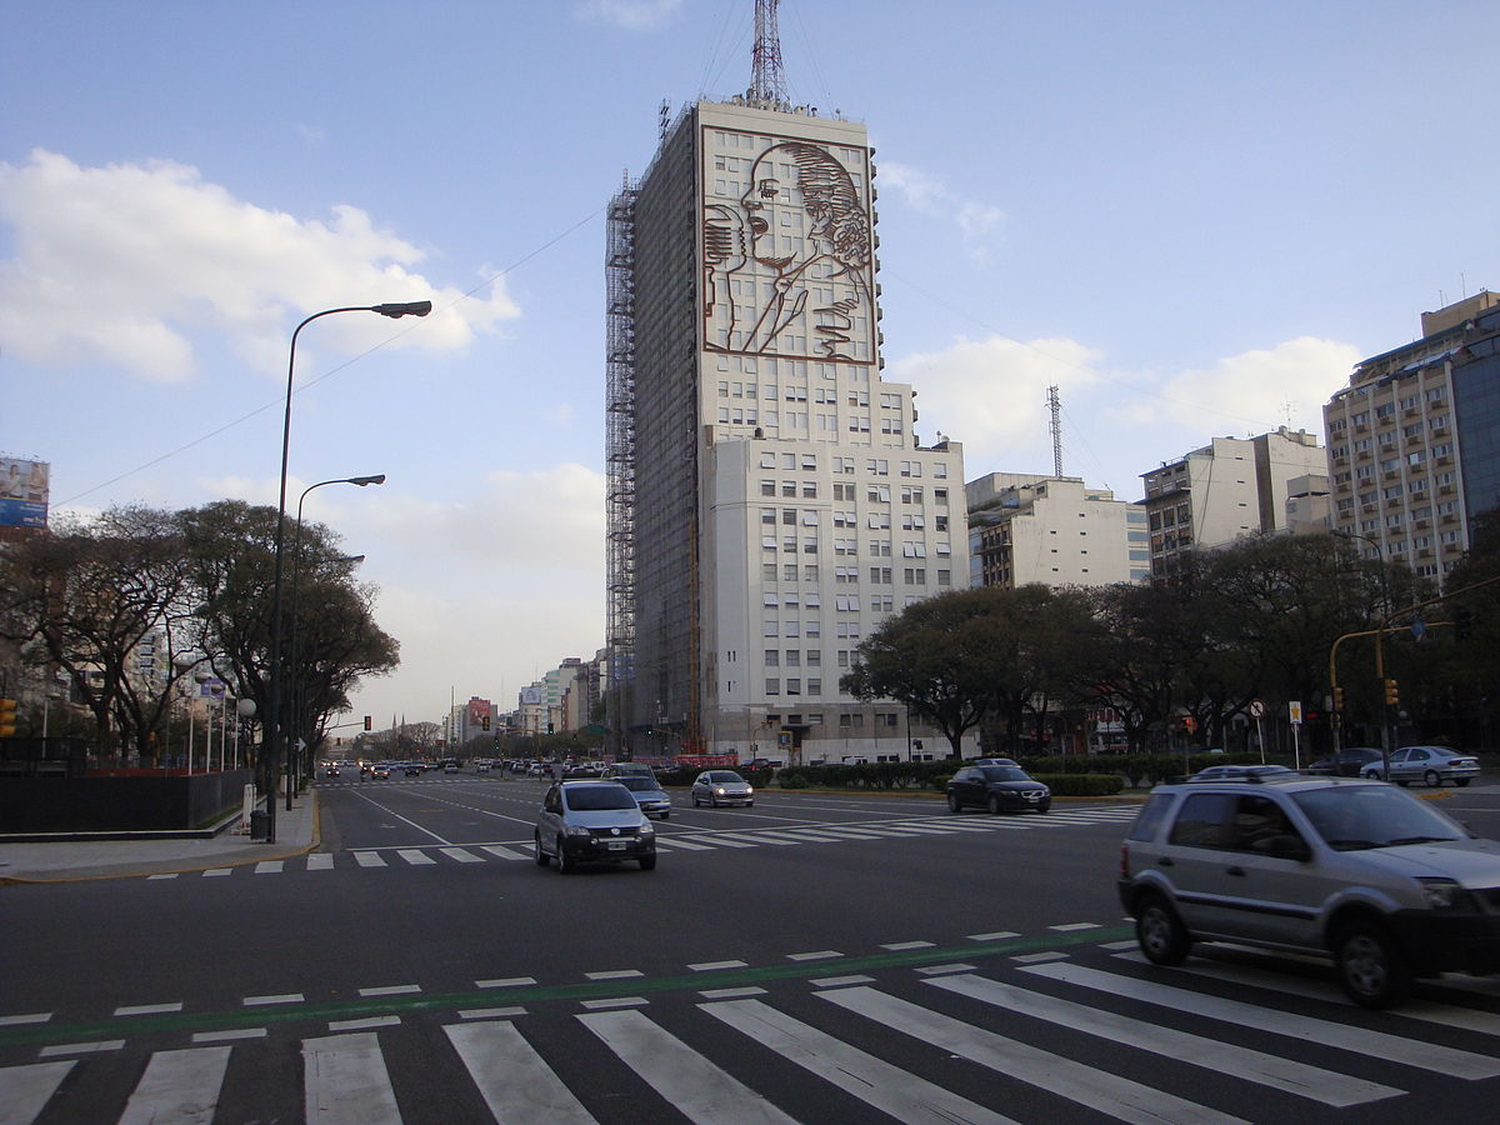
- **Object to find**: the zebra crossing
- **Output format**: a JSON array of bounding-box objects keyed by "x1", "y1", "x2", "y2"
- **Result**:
[
  {"x1": 7, "y1": 939, "x2": 1500, "y2": 1123},
  {"x1": 137, "y1": 806, "x2": 1140, "y2": 879}
]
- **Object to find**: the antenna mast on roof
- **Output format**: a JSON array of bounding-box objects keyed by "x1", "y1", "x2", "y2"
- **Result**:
[
  {"x1": 750, "y1": 0, "x2": 788, "y2": 106},
  {"x1": 1047, "y1": 385, "x2": 1064, "y2": 478}
]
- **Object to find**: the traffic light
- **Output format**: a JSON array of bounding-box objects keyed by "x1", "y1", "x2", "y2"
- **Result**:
[
  {"x1": 481, "y1": 715, "x2": 491, "y2": 731},
  {"x1": 0, "y1": 698, "x2": 16, "y2": 738},
  {"x1": 546, "y1": 720, "x2": 554, "y2": 735},
  {"x1": 1454, "y1": 606, "x2": 1474, "y2": 641},
  {"x1": 1383, "y1": 678, "x2": 1400, "y2": 706},
  {"x1": 1333, "y1": 686, "x2": 1346, "y2": 712},
  {"x1": 363, "y1": 715, "x2": 372, "y2": 731}
]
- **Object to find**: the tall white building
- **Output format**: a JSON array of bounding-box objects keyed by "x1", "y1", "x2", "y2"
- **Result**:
[
  {"x1": 966, "y1": 474, "x2": 1150, "y2": 588},
  {"x1": 1140, "y1": 428, "x2": 1326, "y2": 575},
  {"x1": 606, "y1": 83, "x2": 968, "y2": 764}
]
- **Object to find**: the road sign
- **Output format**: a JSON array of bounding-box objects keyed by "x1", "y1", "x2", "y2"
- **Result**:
[
  {"x1": 1411, "y1": 618, "x2": 1427, "y2": 640},
  {"x1": 1248, "y1": 699, "x2": 1266, "y2": 719},
  {"x1": 1288, "y1": 700, "x2": 1302, "y2": 725}
]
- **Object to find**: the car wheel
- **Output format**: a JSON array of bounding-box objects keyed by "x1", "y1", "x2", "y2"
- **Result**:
[
  {"x1": 692, "y1": 793, "x2": 700, "y2": 807},
  {"x1": 1136, "y1": 893, "x2": 1192, "y2": 966},
  {"x1": 1457, "y1": 778, "x2": 1472, "y2": 788},
  {"x1": 1424, "y1": 770, "x2": 1442, "y2": 788},
  {"x1": 1334, "y1": 919, "x2": 1411, "y2": 1009},
  {"x1": 987, "y1": 794, "x2": 1003, "y2": 815},
  {"x1": 946, "y1": 792, "x2": 961, "y2": 813},
  {"x1": 638, "y1": 854, "x2": 657, "y2": 871},
  {"x1": 556, "y1": 839, "x2": 574, "y2": 875},
  {"x1": 710, "y1": 795, "x2": 719, "y2": 808},
  {"x1": 1360, "y1": 769, "x2": 1380, "y2": 781},
  {"x1": 533, "y1": 832, "x2": 549, "y2": 867}
]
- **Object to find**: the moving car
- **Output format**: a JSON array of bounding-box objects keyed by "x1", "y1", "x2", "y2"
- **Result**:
[
  {"x1": 1187, "y1": 764, "x2": 1296, "y2": 783},
  {"x1": 370, "y1": 765, "x2": 390, "y2": 780},
  {"x1": 1118, "y1": 773, "x2": 1500, "y2": 1008},
  {"x1": 323, "y1": 765, "x2": 340, "y2": 778},
  {"x1": 1364, "y1": 745, "x2": 1480, "y2": 788},
  {"x1": 533, "y1": 780, "x2": 656, "y2": 872},
  {"x1": 691, "y1": 770, "x2": 754, "y2": 807},
  {"x1": 403, "y1": 764, "x2": 421, "y2": 777},
  {"x1": 946, "y1": 764, "x2": 1051, "y2": 814},
  {"x1": 613, "y1": 774, "x2": 672, "y2": 819},
  {"x1": 1305, "y1": 746, "x2": 1383, "y2": 777}
]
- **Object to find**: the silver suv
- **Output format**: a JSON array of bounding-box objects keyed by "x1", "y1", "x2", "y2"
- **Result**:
[
  {"x1": 1118, "y1": 774, "x2": 1500, "y2": 1008},
  {"x1": 534, "y1": 781, "x2": 656, "y2": 873}
]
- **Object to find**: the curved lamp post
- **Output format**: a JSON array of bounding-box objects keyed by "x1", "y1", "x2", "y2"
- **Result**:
[
  {"x1": 286, "y1": 477, "x2": 384, "y2": 810},
  {"x1": 265, "y1": 301, "x2": 429, "y2": 843}
]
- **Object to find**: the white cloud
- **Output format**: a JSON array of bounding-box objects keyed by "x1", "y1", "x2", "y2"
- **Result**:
[
  {"x1": 878, "y1": 160, "x2": 1006, "y2": 260},
  {"x1": 1158, "y1": 337, "x2": 1358, "y2": 436},
  {"x1": 576, "y1": 0, "x2": 682, "y2": 30},
  {"x1": 0, "y1": 150, "x2": 520, "y2": 383}
]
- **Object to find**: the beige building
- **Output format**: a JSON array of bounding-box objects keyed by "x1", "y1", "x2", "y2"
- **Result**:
[
  {"x1": 966, "y1": 474, "x2": 1150, "y2": 588},
  {"x1": 1141, "y1": 428, "x2": 1326, "y2": 575}
]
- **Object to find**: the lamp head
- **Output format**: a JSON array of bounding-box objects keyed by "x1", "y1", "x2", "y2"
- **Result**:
[
  {"x1": 371, "y1": 301, "x2": 432, "y2": 319},
  {"x1": 349, "y1": 474, "x2": 387, "y2": 487}
]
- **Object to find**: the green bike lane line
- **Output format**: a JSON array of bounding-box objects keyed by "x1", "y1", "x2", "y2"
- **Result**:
[{"x1": 0, "y1": 925, "x2": 1133, "y2": 1050}]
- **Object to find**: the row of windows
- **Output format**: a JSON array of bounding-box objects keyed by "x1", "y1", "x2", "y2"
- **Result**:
[{"x1": 759, "y1": 481, "x2": 949, "y2": 506}]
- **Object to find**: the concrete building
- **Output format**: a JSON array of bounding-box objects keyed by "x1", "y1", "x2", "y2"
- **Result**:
[
  {"x1": 605, "y1": 78, "x2": 968, "y2": 764},
  {"x1": 1140, "y1": 428, "x2": 1326, "y2": 575},
  {"x1": 966, "y1": 474, "x2": 1150, "y2": 588},
  {"x1": 1325, "y1": 291, "x2": 1500, "y2": 579}
]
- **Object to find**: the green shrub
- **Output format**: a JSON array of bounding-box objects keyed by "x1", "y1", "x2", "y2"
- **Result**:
[{"x1": 1033, "y1": 773, "x2": 1123, "y2": 797}]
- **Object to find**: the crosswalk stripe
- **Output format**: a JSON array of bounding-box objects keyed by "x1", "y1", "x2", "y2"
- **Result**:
[
  {"x1": 578, "y1": 1008, "x2": 799, "y2": 1124},
  {"x1": 396, "y1": 849, "x2": 436, "y2": 866},
  {"x1": 480, "y1": 845, "x2": 531, "y2": 861},
  {"x1": 302, "y1": 1031, "x2": 401, "y2": 1125},
  {"x1": 927, "y1": 972, "x2": 1401, "y2": 1107},
  {"x1": 352, "y1": 851, "x2": 387, "y2": 868},
  {"x1": 703, "y1": 997, "x2": 1014, "y2": 1124},
  {"x1": 439, "y1": 847, "x2": 483, "y2": 863},
  {"x1": 118, "y1": 1046, "x2": 229, "y2": 1125},
  {"x1": 445, "y1": 1019, "x2": 597, "y2": 1123},
  {"x1": 1023, "y1": 962, "x2": 1500, "y2": 1079},
  {"x1": 0, "y1": 1060, "x2": 74, "y2": 1125},
  {"x1": 306, "y1": 854, "x2": 334, "y2": 870},
  {"x1": 819, "y1": 985, "x2": 1245, "y2": 1125},
  {"x1": 712, "y1": 831, "x2": 793, "y2": 846},
  {"x1": 652, "y1": 836, "x2": 716, "y2": 851},
  {"x1": 686, "y1": 833, "x2": 758, "y2": 848}
]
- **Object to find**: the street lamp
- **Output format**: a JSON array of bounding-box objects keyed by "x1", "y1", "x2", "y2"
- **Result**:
[
  {"x1": 286, "y1": 476, "x2": 383, "y2": 810},
  {"x1": 1332, "y1": 528, "x2": 1395, "y2": 773},
  {"x1": 266, "y1": 301, "x2": 429, "y2": 843}
]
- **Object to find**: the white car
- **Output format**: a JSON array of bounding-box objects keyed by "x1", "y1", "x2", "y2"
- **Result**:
[
  {"x1": 1363, "y1": 745, "x2": 1480, "y2": 788},
  {"x1": 690, "y1": 770, "x2": 754, "y2": 808}
]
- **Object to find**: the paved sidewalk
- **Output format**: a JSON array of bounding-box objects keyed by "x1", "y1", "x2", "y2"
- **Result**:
[{"x1": 0, "y1": 792, "x2": 320, "y2": 885}]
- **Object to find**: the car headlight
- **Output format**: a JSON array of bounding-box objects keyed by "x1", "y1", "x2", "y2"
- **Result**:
[
  {"x1": 745, "y1": 786, "x2": 754, "y2": 795},
  {"x1": 1417, "y1": 877, "x2": 1476, "y2": 911},
  {"x1": 564, "y1": 824, "x2": 592, "y2": 838},
  {"x1": 714, "y1": 787, "x2": 726, "y2": 795},
  {"x1": 638, "y1": 822, "x2": 654, "y2": 836}
]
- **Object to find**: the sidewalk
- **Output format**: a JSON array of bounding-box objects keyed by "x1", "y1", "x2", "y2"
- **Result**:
[{"x1": 0, "y1": 791, "x2": 320, "y2": 885}]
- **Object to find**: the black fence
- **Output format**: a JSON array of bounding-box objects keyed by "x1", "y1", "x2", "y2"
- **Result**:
[{"x1": 0, "y1": 766, "x2": 254, "y2": 833}]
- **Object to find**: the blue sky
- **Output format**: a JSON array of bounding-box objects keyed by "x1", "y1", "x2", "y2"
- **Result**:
[{"x1": 3, "y1": 0, "x2": 1494, "y2": 729}]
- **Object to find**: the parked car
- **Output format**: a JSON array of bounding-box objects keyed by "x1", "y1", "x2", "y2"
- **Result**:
[
  {"x1": 1305, "y1": 746, "x2": 1384, "y2": 777},
  {"x1": 691, "y1": 770, "x2": 754, "y2": 807},
  {"x1": 533, "y1": 780, "x2": 656, "y2": 872},
  {"x1": 1118, "y1": 773, "x2": 1500, "y2": 1008},
  {"x1": 614, "y1": 774, "x2": 672, "y2": 819},
  {"x1": 1364, "y1": 745, "x2": 1481, "y2": 788},
  {"x1": 946, "y1": 764, "x2": 1051, "y2": 814},
  {"x1": 1187, "y1": 764, "x2": 1296, "y2": 783}
]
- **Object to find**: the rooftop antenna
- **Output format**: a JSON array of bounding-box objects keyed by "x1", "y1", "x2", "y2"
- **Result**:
[
  {"x1": 1047, "y1": 384, "x2": 1064, "y2": 477},
  {"x1": 658, "y1": 98, "x2": 670, "y2": 144},
  {"x1": 750, "y1": 0, "x2": 788, "y2": 106}
]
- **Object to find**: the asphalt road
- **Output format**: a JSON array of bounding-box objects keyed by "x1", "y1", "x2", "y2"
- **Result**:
[{"x1": 4, "y1": 772, "x2": 1500, "y2": 1124}]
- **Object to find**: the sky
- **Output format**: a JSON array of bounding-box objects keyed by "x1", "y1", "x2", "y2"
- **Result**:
[{"x1": 3, "y1": 0, "x2": 1495, "y2": 731}]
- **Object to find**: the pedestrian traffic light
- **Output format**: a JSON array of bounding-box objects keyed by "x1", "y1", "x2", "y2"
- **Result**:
[
  {"x1": 0, "y1": 698, "x2": 16, "y2": 738},
  {"x1": 1383, "y1": 678, "x2": 1400, "y2": 706},
  {"x1": 1454, "y1": 606, "x2": 1474, "y2": 641},
  {"x1": 363, "y1": 715, "x2": 372, "y2": 731}
]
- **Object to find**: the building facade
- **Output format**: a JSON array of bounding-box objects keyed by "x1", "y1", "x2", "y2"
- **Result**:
[
  {"x1": 1140, "y1": 428, "x2": 1326, "y2": 575},
  {"x1": 966, "y1": 473, "x2": 1150, "y2": 589},
  {"x1": 607, "y1": 95, "x2": 968, "y2": 764},
  {"x1": 1324, "y1": 291, "x2": 1500, "y2": 578}
]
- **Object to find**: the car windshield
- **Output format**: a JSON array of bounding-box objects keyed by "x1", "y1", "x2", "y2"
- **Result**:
[
  {"x1": 616, "y1": 776, "x2": 662, "y2": 792},
  {"x1": 979, "y1": 766, "x2": 1028, "y2": 782},
  {"x1": 1292, "y1": 786, "x2": 1466, "y2": 850},
  {"x1": 707, "y1": 772, "x2": 745, "y2": 783},
  {"x1": 563, "y1": 785, "x2": 638, "y2": 811}
]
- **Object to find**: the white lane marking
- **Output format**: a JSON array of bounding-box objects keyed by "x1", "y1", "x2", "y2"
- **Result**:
[
  {"x1": 822, "y1": 985, "x2": 1245, "y2": 1125},
  {"x1": 0, "y1": 1060, "x2": 75, "y2": 1123},
  {"x1": 203, "y1": 868, "x2": 233, "y2": 877},
  {"x1": 1012, "y1": 952, "x2": 1069, "y2": 964},
  {"x1": 652, "y1": 836, "x2": 716, "y2": 851},
  {"x1": 192, "y1": 1028, "x2": 266, "y2": 1043},
  {"x1": 439, "y1": 847, "x2": 483, "y2": 863},
  {"x1": 254, "y1": 861, "x2": 283, "y2": 875},
  {"x1": 930, "y1": 972, "x2": 1401, "y2": 1108},
  {"x1": 0, "y1": 1012, "x2": 51, "y2": 1026},
  {"x1": 1025, "y1": 961, "x2": 1500, "y2": 1079},
  {"x1": 39, "y1": 1040, "x2": 124, "y2": 1057},
  {"x1": 114, "y1": 1003, "x2": 183, "y2": 1017},
  {"x1": 306, "y1": 853, "x2": 335, "y2": 870},
  {"x1": 328, "y1": 1016, "x2": 402, "y2": 1032},
  {"x1": 787, "y1": 950, "x2": 843, "y2": 962},
  {"x1": 968, "y1": 931, "x2": 1021, "y2": 942},
  {"x1": 352, "y1": 852, "x2": 387, "y2": 868},
  {"x1": 580, "y1": 997, "x2": 649, "y2": 1010},
  {"x1": 681, "y1": 833, "x2": 758, "y2": 848},
  {"x1": 481, "y1": 845, "x2": 531, "y2": 861},
  {"x1": 580, "y1": 1007, "x2": 799, "y2": 1124},
  {"x1": 459, "y1": 1007, "x2": 526, "y2": 1020},
  {"x1": 302, "y1": 1031, "x2": 401, "y2": 1124},
  {"x1": 118, "y1": 1045, "x2": 230, "y2": 1125},
  {"x1": 699, "y1": 987, "x2": 767, "y2": 999},
  {"x1": 703, "y1": 998, "x2": 1011, "y2": 1124},
  {"x1": 475, "y1": 976, "x2": 537, "y2": 989},
  {"x1": 396, "y1": 849, "x2": 436, "y2": 866},
  {"x1": 358, "y1": 985, "x2": 420, "y2": 997},
  {"x1": 147, "y1": 874, "x2": 178, "y2": 881},
  {"x1": 811, "y1": 975, "x2": 876, "y2": 987},
  {"x1": 915, "y1": 963, "x2": 977, "y2": 976},
  {"x1": 1049, "y1": 922, "x2": 1102, "y2": 932},
  {"x1": 243, "y1": 993, "x2": 303, "y2": 1006},
  {"x1": 880, "y1": 941, "x2": 935, "y2": 951},
  {"x1": 585, "y1": 970, "x2": 644, "y2": 981},
  {"x1": 689, "y1": 960, "x2": 749, "y2": 972},
  {"x1": 445, "y1": 1019, "x2": 598, "y2": 1124}
]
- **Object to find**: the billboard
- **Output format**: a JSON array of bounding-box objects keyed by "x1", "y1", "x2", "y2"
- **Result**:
[{"x1": 0, "y1": 457, "x2": 49, "y2": 529}]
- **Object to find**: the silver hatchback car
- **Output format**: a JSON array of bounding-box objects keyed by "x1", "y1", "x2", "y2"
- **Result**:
[
  {"x1": 534, "y1": 781, "x2": 656, "y2": 873},
  {"x1": 691, "y1": 770, "x2": 754, "y2": 808},
  {"x1": 1363, "y1": 745, "x2": 1481, "y2": 788}
]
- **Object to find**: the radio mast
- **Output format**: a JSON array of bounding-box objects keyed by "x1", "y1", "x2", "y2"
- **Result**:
[
  {"x1": 750, "y1": 0, "x2": 788, "y2": 106},
  {"x1": 1047, "y1": 385, "x2": 1064, "y2": 477}
]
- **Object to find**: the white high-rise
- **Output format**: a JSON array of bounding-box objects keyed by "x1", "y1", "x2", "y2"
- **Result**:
[{"x1": 606, "y1": 83, "x2": 967, "y2": 764}]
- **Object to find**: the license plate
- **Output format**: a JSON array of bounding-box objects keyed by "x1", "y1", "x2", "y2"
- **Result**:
[{"x1": 605, "y1": 840, "x2": 627, "y2": 850}]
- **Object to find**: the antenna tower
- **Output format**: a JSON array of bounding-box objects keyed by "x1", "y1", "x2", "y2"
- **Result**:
[
  {"x1": 1047, "y1": 385, "x2": 1064, "y2": 477},
  {"x1": 750, "y1": 0, "x2": 788, "y2": 106}
]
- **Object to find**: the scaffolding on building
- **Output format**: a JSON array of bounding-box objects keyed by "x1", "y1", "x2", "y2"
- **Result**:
[{"x1": 604, "y1": 175, "x2": 638, "y2": 755}]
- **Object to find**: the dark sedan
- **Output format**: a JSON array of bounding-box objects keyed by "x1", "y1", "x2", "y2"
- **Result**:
[
  {"x1": 946, "y1": 764, "x2": 1051, "y2": 814},
  {"x1": 1306, "y1": 746, "x2": 1384, "y2": 777}
]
